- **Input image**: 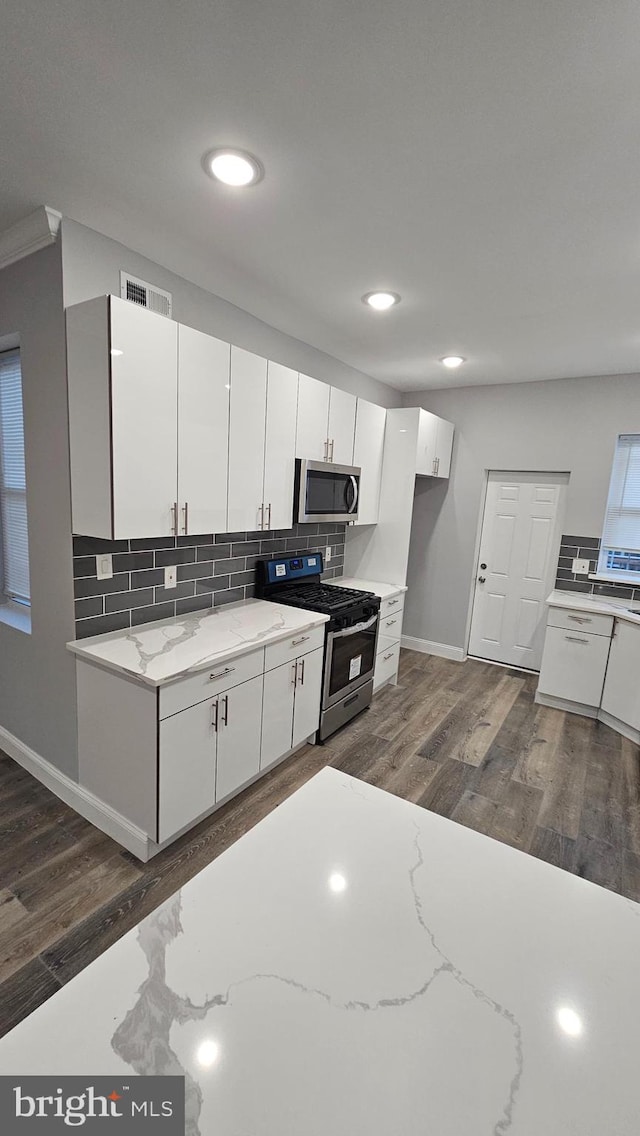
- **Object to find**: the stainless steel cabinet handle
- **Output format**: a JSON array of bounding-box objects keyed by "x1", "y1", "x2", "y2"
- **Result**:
[
  {"x1": 221, "y1": 694, "x2": 229, "y2": 726},
  {"x1": 291, "y1": 662, "x2": 297, "y2": 687},
  {"x1": 387, "y1": 599, "x2": 399, "y2": 606},
  {"x1": 259, "y1": 503, "x2": 264, "y2": 530},
  {"x1": 568, "y1": 614, "x2": 592, "y2": 623},
  {"x1": 267, "y1": 502, "x2": 272, "y2": 530},
  {"x1": 432, "y1": 458, "x2": 437, "y2": 475},
  {"x1": 565, "y1": 635, "x2": 589, "y2": 644},
  {"x1": 182, "y1": 501, "x2": 189, "y2": 535},
  {"x1": 171, "y1": 501, "x2": 178, "y2": 536},
  {"x1": 386, "y1": 618, "x2": 397, "y2": 626},
  {"x1": 291, "y1": 635, "x2": 310, "y2": 646},
  {"x1": 209, "y1": 666, "x2": 235, "y2": 681},
  {"x1": 330, "y1": 439, "x2": 334, "y2": 462},
  {"x1": 211, "y1": 699, "x2": 219, "y2": 731},
  {"x1": 436, "y1": 456, "x2": 440, "y2": 474},
  {"x1": 383, "y1": 651, "x2": 394, "y2": 661},
  {"x1": 298, "y1": 657, "x2": 305, "y2": 685},
  {"x1": 323, "y1": 439, "x2": 328, "y2": 461}
]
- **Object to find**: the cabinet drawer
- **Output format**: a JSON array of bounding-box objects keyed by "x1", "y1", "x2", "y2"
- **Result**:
[
  {"x1": 547, "y1": 607, "x2": 613, "y2": 637},
  {"x1": 159, "y1": 648, "x2": 264, "y2": 719},
  {"x1": 378, "y1": 608, "x2": 403, "y2": 654},
  {"x1": 264, "y1": 625, "x2": 325, "y2": 673},
  {"x1": 537, "y1": 626, "x2": 611, "y2": 707},
  {"x1": 381, "y1": 594, "x2": 404, "y2": 619},
  {"x1": 374, "y1": 640, "x2": 400, "y2": 691}
]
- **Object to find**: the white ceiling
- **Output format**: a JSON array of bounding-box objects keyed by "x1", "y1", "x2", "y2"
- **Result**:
[{"x1": 2, "y1": 0, "x2": 640, "y2": 391}]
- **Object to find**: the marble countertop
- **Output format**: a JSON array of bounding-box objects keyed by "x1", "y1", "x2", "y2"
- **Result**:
[
  {"x1": 1, "y1": 767, "x2": 639, "y2": 1134},
  {"x1": 329, "y1": 576, "x2": 407, "y2": 601},
  {"x1": 67, "y1": 599, "x2": 329, "y2": 687},
  {"x1": 547, "y1": 588, "x2": 640, "y2": 626}
]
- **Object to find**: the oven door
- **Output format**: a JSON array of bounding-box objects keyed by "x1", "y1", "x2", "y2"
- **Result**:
[
  {"x1": 296, "y1": 460, "x2": 360, "y2": 523},
  {"x1": 323, "y1": 613, "x2": 379, "y2": 709}
]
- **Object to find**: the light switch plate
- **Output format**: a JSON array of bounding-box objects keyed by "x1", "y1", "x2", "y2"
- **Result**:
[
  {"x1": 325, "y1": 545, "x2": 332, "y2": 563},
  {"x1": 164, "y1": 565, "x2": 177, "y2": 589},
  {"x1": 572, "y1": 557, "x2": 590, "y2": 575},
  {"x1": 96, "y1": 553, "x2": 113, "y2": 580}
]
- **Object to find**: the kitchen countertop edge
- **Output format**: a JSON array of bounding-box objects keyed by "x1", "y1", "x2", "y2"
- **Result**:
[{"x1": 546, "y1": 588, "x2": 640, "y2": 626}]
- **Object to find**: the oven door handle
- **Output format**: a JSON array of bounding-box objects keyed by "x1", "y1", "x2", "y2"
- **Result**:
[
  {"x1": 345, "y1": 475, "x2": 359, "y2": 514},
  {"x1": 332, "y1": 613, "x2": 378, "y2": 638}
]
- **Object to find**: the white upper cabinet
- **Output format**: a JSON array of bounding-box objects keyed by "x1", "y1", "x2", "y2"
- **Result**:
[
  {"x1": 296, "y1": 373, "x2": 331, "y2": 460},
  {"x1": 263, "y1": 361, "x2": 298, "y2": 531},
  {"x1": 227, "y1": 346, "x2": 268, "y2": 533},
  {"x1": 177, "y1": 325, "x2": 230, "y2": 537},
  {"x1": 67, "y1": 295, "x2": 178, "y2": 539},
  {"x1": 328, "y1": 387, "x2": 356, "y2": 465},
  {"x1": 415, "y1": 408, "x2": 454, "y2": 478},
  {"x1": 352, "y1": 399, "x2": 386, "y2": 525}
]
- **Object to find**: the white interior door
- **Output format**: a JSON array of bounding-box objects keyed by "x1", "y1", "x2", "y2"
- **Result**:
[
  {"x1": 177, "y1": 324, "x2": 230, "y2": 536},
  {"x1": 263, "y1": 361, "x2": 298, "y2": 530},
  {"x1": 468, "y1": 471, "x2": 568, "y2": 669}
]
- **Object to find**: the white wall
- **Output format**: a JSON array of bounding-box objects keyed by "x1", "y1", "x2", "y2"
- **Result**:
[
  {"x1": 403, "y1": 373, "x2": 640, "y2": 652},
  {"x1": 61, "y1": 219, "x2": 402, "y2": 410},
  {"x1": 0, "y1": 243, "x2": 77, "y2": 777}
]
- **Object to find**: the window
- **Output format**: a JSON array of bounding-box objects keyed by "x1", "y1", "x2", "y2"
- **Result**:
[
  {"x1": 0, "y1": 348, "x2": 30, "y2": 605},
  {"x1": 598, "y1": 434, "x2": 640, "y2": 583}
]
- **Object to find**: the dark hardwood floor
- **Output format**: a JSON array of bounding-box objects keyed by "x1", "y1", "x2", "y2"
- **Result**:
[{"x1": 1, "y1": 648, "x2": 639, "y2": 1037}]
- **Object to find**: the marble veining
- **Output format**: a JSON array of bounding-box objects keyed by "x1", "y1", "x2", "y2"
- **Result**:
[
  {"x1": 1, "y1": 768, "x2": 639, "y2": 1134},
  {"x1": 548, "y1": 587, "x2": 640, "y2": 625},
  {"x1": 329, "y1": 576, "x2": 407, "y2": 601},
  {"x1": 66, "y1": 598, "x2": 328, "y2": 685}
]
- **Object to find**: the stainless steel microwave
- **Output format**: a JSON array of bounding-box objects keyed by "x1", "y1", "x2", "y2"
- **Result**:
[{"x1": 294, "y1": 459, "x2": 361, "y2": 524}]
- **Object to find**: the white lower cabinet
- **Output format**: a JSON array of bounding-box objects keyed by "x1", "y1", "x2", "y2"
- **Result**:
[
  {"x1": 601, "y1": 620, "x2": 640, "y2": 731},
  {"x1": 537, "y1": 620, "x2": 611, "y2": 708},
  {"x1": 374, "y1": 640, "x2": 401, "y2": 692},
  {"x1": 373, "y1": 601, "x2": 404, "y2": 692},
  {"x1": 159, "y1": 698, "x2": 217, "y2": 843},
  {"x1": 216, "y1": 675, "x2": 264, "y2": 802},
  {"x1": 261, "y1": 646, "x2": 324, "y2": 768}
]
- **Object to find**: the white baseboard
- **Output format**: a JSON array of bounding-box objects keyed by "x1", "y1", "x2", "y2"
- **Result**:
[
  {"x1": 401, "y1": 635, "x2": 466, "y2": 663},
  {"x1": 598, "y1": 710, "x2": 640, "y2": 745},
  {"x1": 0, "y1": 723, "x2": 150, "y2": 860}
]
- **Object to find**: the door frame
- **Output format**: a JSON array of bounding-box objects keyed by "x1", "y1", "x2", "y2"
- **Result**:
[{"x1": 464, "y1": 469, "x2": 570, "y2": 668}]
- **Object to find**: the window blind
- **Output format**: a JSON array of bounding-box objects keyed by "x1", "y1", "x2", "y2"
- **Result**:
[
  {"x1": 601, "y1": 434, "x2": 640, "y2": 554},
  {"x1": 0, "y1": 349, "x2": 30, "y2": 603}
]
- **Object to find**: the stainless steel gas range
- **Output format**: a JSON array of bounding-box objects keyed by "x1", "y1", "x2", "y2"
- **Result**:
[{"x1": 255, "y1": 553, "x2": 380, "y2": 741}]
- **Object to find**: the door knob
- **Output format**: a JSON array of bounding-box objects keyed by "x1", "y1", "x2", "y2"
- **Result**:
[{"x1": 478, "y1": 576, "x2": 486, "y2": 583}]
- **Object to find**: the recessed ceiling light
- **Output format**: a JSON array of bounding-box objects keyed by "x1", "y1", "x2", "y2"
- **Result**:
[
  {"x1": 441, "y1": 356, "x2": 465, "y2": 369},
  {"x1": 204, "y1": 148, "x2": 264, "y2": 187},
  {"x1": 362, "y1": 291, "x2": 401, "y2": 311}
]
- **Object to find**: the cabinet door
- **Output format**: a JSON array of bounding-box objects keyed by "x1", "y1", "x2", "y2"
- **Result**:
[
  {"x1": 435, "y1": 418, "x2": 455, "y2": 479},
  {"x1": 216, "y1": 675, "x2": 264, "y2": 801},
  {"x1": 415, "y1": 409, "x2": 439, "y2": 476},
  {"x1": 537, "y1": 626, "x2": 611, "y2": 707},
  {"x1": 110, "y1": 297, "x2": 178, "y2": 537},
  {"x1": 158, "y1": 698, "x2": 217, "y2": 843},
  {"x1": 261, "y1": 661, "x2": 296, "y2": 768},
  {"x1": 177, "y1": 325, "x2": 230, "y2": 536},
  {"x1": 328, "y1": 387, "x2": 357, "y2": 465},
  {"x1": 227, "y1": 347, "x2": 267, "y2": 532},
  {"x1": 296, "y1": 373, "x2": 330, "y2": 460},
  {"x1": 352, "y1": 399, "x2": 386, "y2": 524},
  {"x1": 292, "y1": 646, "x2": 324, "y2": 747},
  {"x1": 601, "y1": 621, "x2": 640, "y2": 730},
  {"x1": 263, "y1": 361, "x2": 298, "y2": 531}
]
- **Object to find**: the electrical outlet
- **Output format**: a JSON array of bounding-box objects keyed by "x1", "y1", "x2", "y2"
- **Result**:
[
  {"x1": 164, "y1": 565, "x2": 177, "y2": 589},
  {"x1": 325, "y1": 545, "x2": 332, "y2": 563},
  {"x1": 572, "y1": 557, "x2": 590, "y2": 576},
  {"x1": 96, "y1": 553, "x2": 113, "y2": 580}
]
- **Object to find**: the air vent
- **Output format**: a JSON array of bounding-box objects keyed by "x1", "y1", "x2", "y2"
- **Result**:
[{"x1": 119, "y1": 272, "x2": 173, "y2": 318}]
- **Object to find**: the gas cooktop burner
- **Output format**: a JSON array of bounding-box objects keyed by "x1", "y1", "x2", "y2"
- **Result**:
[{"x1": 273, "y1": 582, "x2": 370, "y2": 613}]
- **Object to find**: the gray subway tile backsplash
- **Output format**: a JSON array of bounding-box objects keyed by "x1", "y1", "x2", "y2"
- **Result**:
[
  {"x1": 72, "y1": 522, "x2": 346, "y2": 637},
  {"x1": 554, "y1": 534, "x2": 639, "y2": 601}
]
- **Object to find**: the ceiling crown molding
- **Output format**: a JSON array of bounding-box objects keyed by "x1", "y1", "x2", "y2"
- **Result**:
[{"x1": 0, "y1": 206, "x2": 62, "y2": 272}]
